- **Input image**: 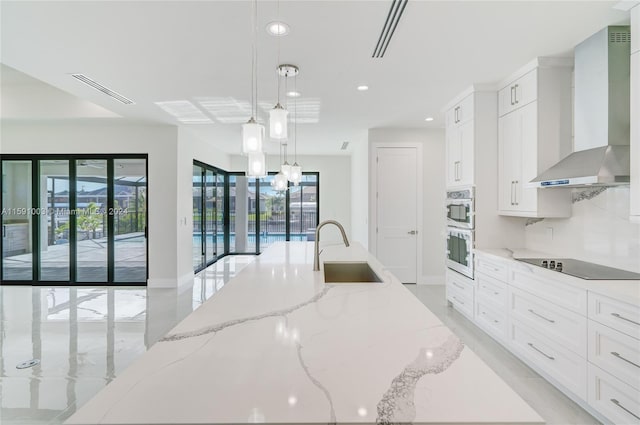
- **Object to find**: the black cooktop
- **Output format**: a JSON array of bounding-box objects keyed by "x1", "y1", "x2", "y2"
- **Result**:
[{"x1": 516, "y1": 258, "x2": 640, "y2": 280}]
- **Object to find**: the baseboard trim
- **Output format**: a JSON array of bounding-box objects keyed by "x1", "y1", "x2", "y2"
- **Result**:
[
  {"x1": 419, "y1": 274, "x2": 445, "y2": 285},
  {"x1": 147, "y1": 272, "x2": 195, "y2": 290}
]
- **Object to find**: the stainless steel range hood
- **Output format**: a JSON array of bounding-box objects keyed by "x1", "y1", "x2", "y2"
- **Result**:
[{"x1": 530, "y1": 26, "x2": 631, "y2": 188}]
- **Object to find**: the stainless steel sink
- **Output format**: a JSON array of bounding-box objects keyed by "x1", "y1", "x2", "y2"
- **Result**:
[{"x1": 323, "y1": 261, "x2": 383, "y2": 283}]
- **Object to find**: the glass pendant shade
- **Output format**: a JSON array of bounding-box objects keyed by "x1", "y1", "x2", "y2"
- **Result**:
[
  {"x1": 242, "y1": 120, "x2": 264, "y2": 154},
  {"x1": 269, "y1": 104, "x2": 288, "y2": 139},
  {"x1": 247, "y1": 152, "x2": 266, "y2": 178},
  {"x1": 281, "y1": 161, "x2": 291, "y2": 178},
  {"x1": 289, "y1": 163, "x2": 302, "y2": 186},
  {"x1": 273, "y1": 171, "x2": 288, "y2": 191}
]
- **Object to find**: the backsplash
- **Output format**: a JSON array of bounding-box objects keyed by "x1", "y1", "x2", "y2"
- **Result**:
[{"x1": 525, "y1": 187, "x2": 640, "y2": 273}]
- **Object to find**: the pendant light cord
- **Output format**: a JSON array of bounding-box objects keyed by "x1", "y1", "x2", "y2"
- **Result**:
[
  {"x1": 250, "y1": 0, "x2": 257, "y2": 119},
  {"x1": 276, "y1": 0, "x2": 281, "y2": 106}
]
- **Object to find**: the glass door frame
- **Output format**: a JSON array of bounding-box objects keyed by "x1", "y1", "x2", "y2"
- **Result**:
[
  {"x1": 193, "y1": 160, "x2": 228, "y2": 274},
  {"x1": 1, "y1": 154, "x2": 148, "y2": 286}
]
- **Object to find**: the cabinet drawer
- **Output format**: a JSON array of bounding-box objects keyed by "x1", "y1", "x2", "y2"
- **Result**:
[
  {"x1": 588, "y1": 364, "x2": 640, "y2": 424},
  {"x1": 475, "y1": 296, "x2": 507, "y2": 342},
  {"x1": 446, "y1": 274, "x2": 474, "y2": 321},
  {"x1": 475, "y1": 255, "x2": 508, "y2": 282},
  {"x1": 510, "y1": 264, "x2": 587, "y2": 315},
  {"x1": 589, "y1": 293, "x2": 640, "y2": 340},
  {"x1": 589, "y1": 320, "x2": 640, "y2": 391},
  {"x1": 509, "y1": 318, "x2": 587, "y2": 400},
  {"x1": 475, "y1": 272, "x2": 508, "y2": 309},
  {"x1": 509, "y1": 286, "x2": 587, "y2": 356}
]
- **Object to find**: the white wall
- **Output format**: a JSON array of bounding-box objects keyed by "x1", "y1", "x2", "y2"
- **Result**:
[
  {"x1": 367, "y1": 128, "x2": 446, "y2": 284},
  {"x1": 350, "y1": 136, "x2": 369, "y2": 248},
  {"x1": 1, "y1": 121, "x2": 180, "y2": 287},
  {"x1": 230, "y1": 154, "x2": 351, "y2": 244},
  {"x1": 525, "y1": 187, "x2": 640, "y2": 273},
  {"x1": 176, "y1": 128, "x2": 230, "y2": 288}
]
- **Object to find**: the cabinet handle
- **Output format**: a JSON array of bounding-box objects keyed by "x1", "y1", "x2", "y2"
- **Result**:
[
  {"x1": 407, "y1": 230, "x2": 417, "y2": 235},
  {"x1": 611, "y1": 312, "x2": 640, "y2": 326},
  {"x1": 528, "y1": 342, "x2": 555, "y2": 360},
  {"x1": 452, "y1": 296, "x2": 465, "y2": 305},
  {"x1": 514, "y1": 180, "x2": 519, "y2": 205},
  {"x1": 2, "y1": 225, "x2": 5, "y2": 238},
  {"x1": 511, "y1": 181, "x2": 516, "y2": 205},
  {"x1": 452, "y1": 282, "x2": 465, "y2": 290},
  {"x1": 456, "y1": 106, "x2": 460, "y2": 123},
  {"x1": 510, "y1": 86, "x2": 515, "y2": 106},
  {"x1": 610, "y1": 399, "x2": 640, "y2": 420},
  {"x1": 611, "y1": 351, "x2": 640, "y2": 369},
  {"x1": 514, "y1": 84, "x2": 519, "y2": 104},
  {"x1": 528, "y1": 309, "x2": 555, "y2": 323}
]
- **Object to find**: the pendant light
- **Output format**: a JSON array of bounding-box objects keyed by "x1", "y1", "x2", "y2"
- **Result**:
[
  {"x1": 245, "y1": 0, "x2": 266, "y2": 177},
  {"x1": 289, "y1": 72, "x2": 302, "y2": 186},
  {"x1": 271, "y1": 143, "x2": 288, "y2": 191},
  {"x1": 269, "y1": 0, "x2": 289, "y2": 140}
]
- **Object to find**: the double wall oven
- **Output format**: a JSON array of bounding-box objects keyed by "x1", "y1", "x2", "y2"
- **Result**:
[{"x1": 446, "y1": 187, "x2": 474, "y2": 279}]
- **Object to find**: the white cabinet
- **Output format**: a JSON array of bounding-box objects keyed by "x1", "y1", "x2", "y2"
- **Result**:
[
  {"x1": 498, "y1": 69, "x2": 538, "y2": 117},
  {"x1": 444, "y1": 89, "x2": 497, "y2": 188},
  {"x1": 2, "y1": 223, "x2": 29, "y2": 255},
  {"x1": 497, "y1": 59, "x2": 572, "y2": 218},
  {"x1": 588, "y1": 364, "x2": 640, "y2": 424},
  {"x1": 445, "y1": 94, "x2": 475, "y2": 187},
  {"x1": 587, "y1": 291, "x2": 640, "y2": 423},
  {"x1": 446, "y1": 269, "x2": 474, "y2": 320}
]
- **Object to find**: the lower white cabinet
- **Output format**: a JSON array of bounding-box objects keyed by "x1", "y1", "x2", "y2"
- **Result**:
[
  {"x1": 453, "y1": 252, "x2": 640, "y2": 425},
  {"x1": 588, "y1": 364, "x2": 640, "y2": 424},
  {"x1": 509, "y1": 317, "x2": 587, "y2": 400},
  {"x1": 588, "y1": 320, "x2": 640, "y2": 391},
  {"x1": 446, "y1": 269, "x2": 474, "y2": 320},
  {"x1": 509, "y1": 286, "x2": 587, "y2": 356}
]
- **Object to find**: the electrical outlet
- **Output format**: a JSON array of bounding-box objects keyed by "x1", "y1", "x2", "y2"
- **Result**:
[{"x1": 545, "y1": 227, "x2": 553, "y2": 241}]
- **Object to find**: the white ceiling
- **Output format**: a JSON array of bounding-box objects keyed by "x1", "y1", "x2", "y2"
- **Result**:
[{"x1": 0, "y1": 1, "x2": 629, "y2": 155}]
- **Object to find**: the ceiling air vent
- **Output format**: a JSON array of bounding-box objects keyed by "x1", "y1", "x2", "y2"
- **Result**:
[
  {"x1": 71, "y1": 74, "x2": 135, "y2": 104},
  {"x1": 372, "y1": 0, "x2": 409, "y2": 58},
  {"x1": 341, "y1": 141, "x2": 349, "y2": 150},
  {"x1": 609, "y1": 31, "x2": 631, "y2": 43}
]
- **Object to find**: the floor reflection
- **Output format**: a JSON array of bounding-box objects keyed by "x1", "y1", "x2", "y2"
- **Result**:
[{"x1": 0, "y1": 255, "x2": 255, "y2": 425}]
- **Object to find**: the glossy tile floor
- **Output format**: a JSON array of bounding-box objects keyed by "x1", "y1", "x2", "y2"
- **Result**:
[
  {"x1": 405, "y1": 284, "x2": 601, "y2": 425},
  {"x1": 1, "y1": 261, "x2": 599, "y2": 425},
  {"x1": 0, "y1": 255, "x2": 256, "y2": 425}
]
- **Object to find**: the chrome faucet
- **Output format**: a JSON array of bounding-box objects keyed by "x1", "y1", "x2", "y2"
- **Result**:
[{"x1": 313, "y1": 220, "x2": 350, "y2": 271}]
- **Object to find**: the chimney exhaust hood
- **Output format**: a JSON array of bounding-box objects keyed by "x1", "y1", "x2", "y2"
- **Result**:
[{"x1": 530, "y1": 26, "x2": 631, "y2": 188}]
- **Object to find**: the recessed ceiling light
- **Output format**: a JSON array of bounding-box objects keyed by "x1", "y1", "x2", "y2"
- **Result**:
[
  {"x1": 357, "y1": 85, "x2": 369, "y2": 91},
  {"x1": 425, "y1": 117, "x2": 434, "y2": 122},
  {"x1": 286, "y1": 91, "x2": 301, "y2": 98},
  {"x1": 267, "y1": 21, "x2": 289, "y2": 36}
]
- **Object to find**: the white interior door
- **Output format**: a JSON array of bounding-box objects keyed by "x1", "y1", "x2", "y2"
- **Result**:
[{"x1": 376, "y1": 147, "x2": 418, "y2": 283}]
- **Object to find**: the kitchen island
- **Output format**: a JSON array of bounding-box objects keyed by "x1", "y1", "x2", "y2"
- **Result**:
[{"x1": 67, "y1": 242, "x2": 542, "y2": 425}]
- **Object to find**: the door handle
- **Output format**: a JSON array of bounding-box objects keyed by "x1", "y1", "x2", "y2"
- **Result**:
[
  {"x1": 514, "y1": 84, "x2": 519, "y2": 104},
  {"x1": 408, "y1": 230, "x2": 417, "y2": 235}
]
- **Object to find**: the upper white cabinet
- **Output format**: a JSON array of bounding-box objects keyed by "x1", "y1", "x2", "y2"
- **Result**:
[
  {"x1": 631, "y1": 5, "x2": 640, "y2": 221},
  {"x1": 498, "y1": 69, "x2": 538, "y2": 117},
  {"x1": 445, "y1": 93, "x2": 475, "y2": 187},
  {"x1": 498, "y1": 59, "x2": 573, "y2": 218},
  {"x1": 444, "y1": 88, "x2": 496, "y2": 188}
]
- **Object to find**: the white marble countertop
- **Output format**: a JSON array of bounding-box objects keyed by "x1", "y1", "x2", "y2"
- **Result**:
[
  {"x1": 67, "y1": 242, "x2": 542, "y2": 425},
  {"x1": 475, "y1": 248, "x2": 640, "y2": 305}
]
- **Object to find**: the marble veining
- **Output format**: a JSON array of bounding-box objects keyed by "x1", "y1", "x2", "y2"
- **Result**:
[
  {"x1": 65, "y1": 242, "x2": 543, "y2": 425},
  {"x1": 296, "y1": 342, "x2": 337, "y2": 424},
  {"x1": 376, "y1": 335, "x2": 465, "y2": 424},
  {"x1": 160, "y1": 285, "x2": 333, "y2": 342}
]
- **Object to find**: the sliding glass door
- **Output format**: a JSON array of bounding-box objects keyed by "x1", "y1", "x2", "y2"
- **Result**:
[
  {"x1": 0, "y1": 155, "x2": 148, "y2": 285},
  {"x1": 193, "y1": 161, "x2": 227, "y2": 273}
]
